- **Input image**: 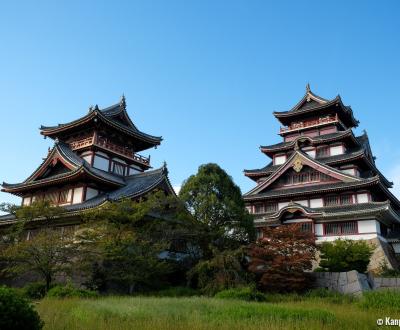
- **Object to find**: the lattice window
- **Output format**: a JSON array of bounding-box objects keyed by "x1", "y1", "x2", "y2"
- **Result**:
[
  {"x1": 265, "y1": 203, "x2": 278, "y2": 212},
  {"x1": 316, "y1": 146, "x2": 330, "y2": 158},
  {"x1": 324, "y1": 221, "x2": 357, "y2": 235},
  {"x1": 325, "y1": 195, "x2": 339, "y2": 206},
  {"x1": 301, "y1": 222, "x2": 313, "y2": 232},
  {"x1": 113, "y1": 162, "x2": 125, "y2": 176},
  {"x1": 340, "y1": 194, "x2": 353, "y2": 205},
  {"x1": 254, "y1": 204, "x2": 264, "y2": 214}
]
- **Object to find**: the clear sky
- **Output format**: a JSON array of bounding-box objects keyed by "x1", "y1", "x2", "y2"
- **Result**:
[{"x1": 1, "y1": 1, "x2": 400, "y2": 207}]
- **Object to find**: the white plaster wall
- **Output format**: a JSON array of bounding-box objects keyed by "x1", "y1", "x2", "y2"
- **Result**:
[
  {"x1": 392, "y1": 243, "x2": 400, "y2": 254},
  {"x1": 295, "y1": 200, "x2": 308, "y2": 207},
  {"x1": 317, "y1": 234, "x2": 378, "y2": 242},
  {"x1": 86, "y1": 188, "x2": 98, "y2": 201},
  {"x1": 357, "y1": 193, "x2": 369, "y2": 203},
  {"x1": 330, "y1": 145, "x2": 343, "y2": 156},
  {"x1": 341, "y1": 168, "x2": 355, "y2": 175},
  {"x1": 274, "y1": 155, "x2": 286, "y2": 165},
  {"x1": 112, "y1": 157, "x2": 127, "y2": 164},
  {"x1": 310, "y1": 198, "x2": 323, "y2": 208},
  {"x1": 82, "y1": 154, "x2": 92, "y2": 164},
  {"x1": 93, "y1": 155, "x2": 109, "y2": 171},
  {"x1": 315, "y1": 223, "x2": 324, "y2": 236},
  {"x1": 278, "y1": 201, "x2": 289, "y2": 210},
  {"x1": 305, "y1": 150, "x2": 316, "y2": 158},
  {"x1": 73, "y1": 187, "x2": 83, "y2": 204},
  {"x1": 358, "y1": 220, "x2": 378, "y2": 234}
]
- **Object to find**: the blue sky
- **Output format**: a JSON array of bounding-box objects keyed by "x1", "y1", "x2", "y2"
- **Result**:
[{"x1": 1, "y1": 0, "x2": 400, "y2": 207}]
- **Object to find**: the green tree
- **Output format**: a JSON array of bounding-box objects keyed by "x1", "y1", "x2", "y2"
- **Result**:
[
  {"x1": 179, "y1": 163, "x2": 255, "y2": 250},
  {"x1": 319, "y1": 239, "x2": 374, "y2": 273},
  {"x1": 79, "y1": 191, "x2": 196, "y2": 293},
  {"x1": 0, "y1": 201, "x2": 77, "y2": 291}
]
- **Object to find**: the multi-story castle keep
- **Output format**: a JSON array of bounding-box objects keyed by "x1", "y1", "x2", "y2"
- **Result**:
[
  {"x1": 1, "y1": 96, "x2": 175, "y2": 225},
  {"x1": 243, "y1": 85, "x2": 400, "y2": 269}
]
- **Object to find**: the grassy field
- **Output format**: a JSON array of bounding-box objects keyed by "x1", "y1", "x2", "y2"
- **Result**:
[{"x1": 36, "y1": 293, "x2": 400, "y2": 330}]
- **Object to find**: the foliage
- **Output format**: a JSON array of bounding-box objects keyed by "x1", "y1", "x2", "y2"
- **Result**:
[
  {"x1": 319, "y1": 239, "x2": 374, "y2": 273},
  {"x1": 79, "y1": 191, "x2": 195, "y2": 293},
  {"x1": 149, "y1": 286, "x2": 199, "y2": 297},
  {"x1": 23, "y1": 282, "x2": 49, "y2": 300},
  {"x1": 179, "y1": 163, "x2": 255, "y2": 250},
  {"x1": 0, "y1": 201, "x2": 78, "y2": 291},
  {"x1": 359, "y1": 290, "x2": 400, "y2": 310},
  {"x1": 215, "y1": 286, "x2": 267, "y2": 302},
  {"x1": 247, "y1": 223, "x2": 317, "y2": 293},
  {"x1": 47, "y1": 284, "x2": 98, "y2": 298},
  {"x1": 187, "y1": 247, "x2": 251, "y2": 295},
  {"x1": 304, "y1": 288, "x2": 356, "y2": 304},
  {"x1": 378, "y1": 262, "x2": 400, "y2": 277},
  {"x1": 0, "y1": 286, "x2": 44, "y2": 330}
]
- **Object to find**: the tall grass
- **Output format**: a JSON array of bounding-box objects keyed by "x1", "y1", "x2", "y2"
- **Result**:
[
  {"x1": 360, "y1": 290, "x2": 400, "y2": 310},
  {"x1": 36, "y1": 294, "x2": 400, "y2": 330}
]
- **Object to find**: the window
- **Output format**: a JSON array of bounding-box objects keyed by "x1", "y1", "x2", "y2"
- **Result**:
[
  {"x1": 254, "y1": 204, "x2": 264, "y2": 214},
  {"x1": 340, "y1": 195, "x2": 353, "y2": 205},
  {"x1": 325, "y1": 195, "x2": 339, "y2": 206},
  {"x1": 58, "y1": 189, "x2": 70, "y2": 204},
  {"x1": 112, "y1": 162, "x2": 125, "y2": 176},
  {"x1": 301, "y1": 222, "x2": 313, "y2": 232},
  {"x1": 316, "y1": 146, "x2": 329, "y2": 158},
  {"x1": 45, "y1": 191, "x2": 59, "y2": 205},
  {"x1": 324, "y1": 221, "x2": 358, "y2": 235},
  {"x1": 265, "y1": 203, "x2": 278, "y2": 212}
]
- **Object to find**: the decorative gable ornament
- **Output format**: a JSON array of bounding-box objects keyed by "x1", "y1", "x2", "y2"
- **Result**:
[{"x1": 292, "y1": 155, "x2": 303, "y2": 173}]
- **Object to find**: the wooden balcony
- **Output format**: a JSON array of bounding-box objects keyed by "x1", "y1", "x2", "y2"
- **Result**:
[
  {"x1": 69, "y1": 135, "x2": 150, "y2": 166},
  {"x1": 280, "y1": 114, "x2": 339, "y2": 134}
]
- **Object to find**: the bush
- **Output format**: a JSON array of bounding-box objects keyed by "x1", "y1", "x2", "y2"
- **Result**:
[
  {"x1": 360, "y1": 290, "x2": 400, "y2": 310},
  {"x1": 151, "y1": 286, "x2": 199, "y2": 297},
  {"x1": 47, "y1": 284, "x2": 99, "y2": 298},
  {"x1": 23, "y1": 282, "x2": 48, "y2": 300},
  {"x1": 215, "y1": 287, "x2": 267, "y2": 302},
  {"x1": 319, "y1": 239, "x2": 374, "y2": 273},
  {"x1": 0, "y1": 286, "x2": 44, "y2": 330}
]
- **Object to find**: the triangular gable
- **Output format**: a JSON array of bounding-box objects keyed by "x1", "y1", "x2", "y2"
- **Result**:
[
  {"x1": 244, "y1": 151, "x2": 361, "y2": 196},
  {"x1": 290, "y1": 86, "x2": 329, "y2": 112},
  {"x1": 25, "y1": 146, "x2": 79, "y2": 183}
]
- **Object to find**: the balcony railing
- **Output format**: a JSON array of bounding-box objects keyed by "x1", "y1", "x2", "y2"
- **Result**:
[
  {"x1": 69, "y1": 135, "x2": 150, "y2": 166},
  {"x1": 280, "y1": 114, "x2": 339, "y2": 134}
]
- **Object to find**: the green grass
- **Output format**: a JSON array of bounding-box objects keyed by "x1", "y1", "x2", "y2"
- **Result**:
[{"x1": 36, "y1": 293, "x2": 400, "y2": 330}]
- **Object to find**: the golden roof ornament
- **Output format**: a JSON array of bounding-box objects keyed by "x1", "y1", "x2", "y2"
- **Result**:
[{"x1": 292, "y1": 155, "x2": 303, "y2": 173}]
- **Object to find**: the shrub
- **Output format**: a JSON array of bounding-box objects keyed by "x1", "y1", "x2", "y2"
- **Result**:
[
  {"x1": 23, "y1": 282, "x2": 48, "y2": 300},
  {"x1": 151, "y1": 286, "x2": 199, "y2": 297},
  {"x1": 378, "y1": 263, "x2": 400, "y2": 278},
  {"x1": 0, "y1": 286, "x2": 44, "y2": 330},
  {"x1": 360, "y1": 290, "x2": 400, "y2": 310},
  {"x1": 215, "y1": 286, "x2": 267, "y2": 302},
  {"x1": 47, "y1": 284, "x2": 98, "y2": 298},
  {"x1": 319, "y1": 239, "x2": 374, "y2": 273}
]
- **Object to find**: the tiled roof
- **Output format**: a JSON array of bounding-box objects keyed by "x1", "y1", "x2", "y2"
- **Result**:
[
  {"x1": 260, "y1": 130, "x2": 354, "y2": 152},
  {"x1": 40, "y1": 99, "x2": 162, "y2": 146},
  {"x1": 243, "y1": 177, "x2": 379, "y2": 201},
  {"x1": 64, "y1": 166, "x2": 172, "y2": 212},
  {"x1": 0, "y1": 165, "x2": 174, "y2": 223}
]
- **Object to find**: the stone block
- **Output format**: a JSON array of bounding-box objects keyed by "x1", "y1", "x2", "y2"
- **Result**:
[{"x1": 347, "y1": 270, "x2": 358, "y2": 283}]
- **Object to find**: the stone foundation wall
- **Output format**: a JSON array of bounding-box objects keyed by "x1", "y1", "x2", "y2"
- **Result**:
[{"x1": 313, "y1": 271, "x2": 400, "y2": 295}]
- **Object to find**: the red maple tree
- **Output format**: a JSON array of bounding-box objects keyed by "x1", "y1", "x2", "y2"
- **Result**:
[{"x1": 247, "y1": 223, "x2": 317, "y2": 293}]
